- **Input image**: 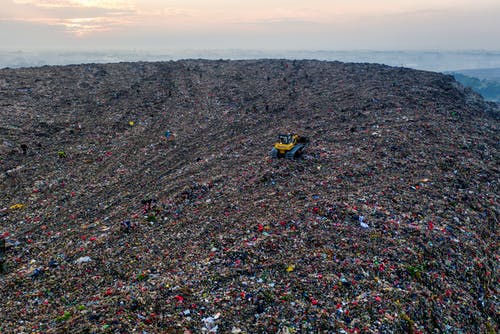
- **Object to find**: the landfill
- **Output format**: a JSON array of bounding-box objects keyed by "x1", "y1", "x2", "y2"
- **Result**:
[{"x1": 0, "y1": 59, "x2": 498, "y2": 333}]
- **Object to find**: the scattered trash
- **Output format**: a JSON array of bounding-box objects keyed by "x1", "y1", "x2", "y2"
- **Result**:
[
  {"x1": 75, "y1": 256, "x2": 92, "y2": 264},
  {"x1": 0, "y1": 60, "x2": 497, "y2": 333},
  {"x1": 202, "y1": 313, "x2": 220, "y2": 333},
  {"x1": 359, "y1": 216, "x2": 369, "y2": 228}
]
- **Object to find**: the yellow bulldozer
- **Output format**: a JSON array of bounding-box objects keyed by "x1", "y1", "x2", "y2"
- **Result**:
[{"x1": 270, "y1": 133, "x2": 309, "y2": 159}]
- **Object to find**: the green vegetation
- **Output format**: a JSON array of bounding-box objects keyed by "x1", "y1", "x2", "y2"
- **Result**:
[{"x1": 55, "y1": 311, "x2": 71, "y2": 322}]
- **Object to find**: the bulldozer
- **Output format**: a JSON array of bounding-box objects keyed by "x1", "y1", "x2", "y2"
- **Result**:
[{"x1": 270, "y1": 133, "x2": 308, "y2": 159}]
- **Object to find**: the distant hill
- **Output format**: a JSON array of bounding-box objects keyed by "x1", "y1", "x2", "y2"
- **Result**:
[
  {"x1": 453, "y1": 68, "x2": 500, "y2": 81},
  {"x1": 449, "y1": 69, "x2": 500, "y2": 102},
  {"x1": 1, "y1": 60, "x2": 498, "y2": 333}
]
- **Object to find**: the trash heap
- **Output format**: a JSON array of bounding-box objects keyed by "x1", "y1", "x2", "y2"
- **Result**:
[{"x1": 0, "y1": 60, "x2": 498, "y2": 333}]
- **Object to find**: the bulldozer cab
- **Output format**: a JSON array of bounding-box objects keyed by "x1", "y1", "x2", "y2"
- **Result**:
[{"x1": 278, "y1": 134, "x2": 293, "y2": 144}]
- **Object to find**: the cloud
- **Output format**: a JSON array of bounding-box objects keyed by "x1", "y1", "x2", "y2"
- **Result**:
[
  {"x1": 61, "y1": 16, "x2": 129, "y2": 36},
  {"x1": 13, "y1": 0, "x2": 134, "y2": 10},
  {"x1": 6, "y1": 0, "x2": 137, "y2": 35},
  {"x1": 6, "y1": 0, "x2": 194, "y2": 36},
  {"x1": 135, "y1": 7, "x2": 192, "y2": 19}
]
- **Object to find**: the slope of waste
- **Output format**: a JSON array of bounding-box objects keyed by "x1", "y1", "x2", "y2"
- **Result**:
[{"x1": 0, "y1": 59, "x2": 498, "y2": 333}]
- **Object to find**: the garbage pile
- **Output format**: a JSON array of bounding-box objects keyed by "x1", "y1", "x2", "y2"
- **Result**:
[{"x1": 0, "y1": 59, "x2": 498, "y2": 333}]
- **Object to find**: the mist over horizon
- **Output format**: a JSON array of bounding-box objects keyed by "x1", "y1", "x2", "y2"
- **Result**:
[{"x1": 2, "y1": 49, "x2": 500, "y2": 73}]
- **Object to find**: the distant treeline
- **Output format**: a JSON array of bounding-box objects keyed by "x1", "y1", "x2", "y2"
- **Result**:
[{"x1": 452, "y1": 73, "x2": 500, "y2": 102}]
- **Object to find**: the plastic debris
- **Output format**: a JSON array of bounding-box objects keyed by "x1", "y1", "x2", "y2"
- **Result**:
[
  {"x1": 9, "y1": 204, "x2": 24, "y2": 210},
  {"x1": 202, "y1": 313, "x2": 220, "y2": 333},
  {"x1": 75, "y1": 256, "x2": 92, "y2": 264}
]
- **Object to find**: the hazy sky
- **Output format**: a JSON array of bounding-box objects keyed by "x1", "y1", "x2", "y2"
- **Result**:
[{"x1": 1, "y1": 0, "x2": 499, "y2": 51}]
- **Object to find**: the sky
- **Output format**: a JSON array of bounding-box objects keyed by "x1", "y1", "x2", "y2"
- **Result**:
[{"x1": 1, "y1": 0, "x2": 500, "y2": 51}]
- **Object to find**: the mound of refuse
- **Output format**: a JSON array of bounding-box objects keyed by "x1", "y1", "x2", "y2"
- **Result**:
[{"x1": 0, "y1": 59, "x2": 498, "y2": 333}]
